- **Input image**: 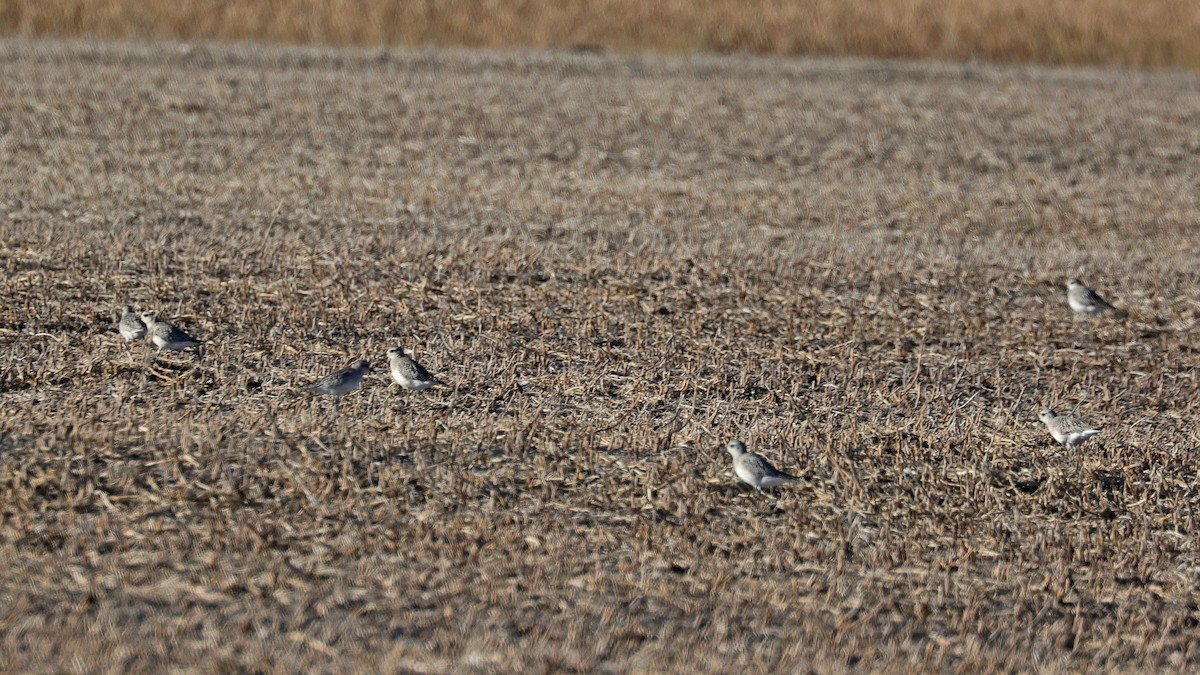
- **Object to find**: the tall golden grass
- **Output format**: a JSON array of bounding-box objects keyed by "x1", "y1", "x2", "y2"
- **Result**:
[{"x1": 3, "y1": 0, "x2": 1200, "y2": 69}]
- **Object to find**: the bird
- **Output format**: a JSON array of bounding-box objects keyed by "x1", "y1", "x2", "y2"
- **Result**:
[
  {"x1": 725, "y1": 440, "x2": 797, "y2": 492},
  {"x1": 302, "y1": 359, "x2": 370, "y2": 397},
  {"x1": 387, "y1": 346, "x2": 444, "y2": 391},
  {"x1": 1066, "y1": 279, "x2": 1116, "y2": 317},
  {"x1": 117, "y1": 305, "x2": 146, "y2": 341},
  {"x1": 140, "y1": 311, "x2": 202, "y2": 351},
  {"x1": 1039, "y1": 408, "x2": 1100, "y2": 448}
]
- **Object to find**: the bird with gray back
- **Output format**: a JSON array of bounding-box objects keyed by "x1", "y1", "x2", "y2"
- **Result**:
[
  {"x1": 303, "y1": 359, "x2": 370, "y2": 397},
  {"x1": 725, "y1": 440, "x2": 797, "y2": 492},
  {"x1": 1066, "y1": 279, "x2": 1115, "y2": 317},
  {"x1": 1039, "y1": 408, "x2": 1100, "y2": 448},
  {"x1": 387, "y1": 346, "x2": 444, "y2": 391},
  {"x1": 118, "y1": 305, "x2": 146, "y2": 342},
  {"x1": 140, "y1": 311, "x2": 202, "y2": 351}
]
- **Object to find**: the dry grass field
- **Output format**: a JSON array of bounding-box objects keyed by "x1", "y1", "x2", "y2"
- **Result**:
[
  {"x1": 5, "y1": 0, "x2": 1200, "y2": 70},
  {"x1": 2, "y1": 37, "x2": 1200, "y2": 671}
]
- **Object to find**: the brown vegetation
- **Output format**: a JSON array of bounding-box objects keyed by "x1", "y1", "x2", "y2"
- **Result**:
[
  {"x1": 3, "y1": 0, "x2": 1200, "y2": 69},
  {"x1": 1, "y1": 38, "x2": 1200, "y2": 670}
]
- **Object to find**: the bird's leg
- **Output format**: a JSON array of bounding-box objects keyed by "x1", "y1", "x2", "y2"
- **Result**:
[{"x1": 141, "y1": 342, "x2": 154, "y2": 382}]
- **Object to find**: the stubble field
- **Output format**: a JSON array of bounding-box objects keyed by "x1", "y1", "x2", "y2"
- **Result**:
[{"x1": 1, "y1": 38, "x2": 1200, "y2": 671}]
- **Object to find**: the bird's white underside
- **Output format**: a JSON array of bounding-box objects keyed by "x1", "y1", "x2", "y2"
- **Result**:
[
  {"x1": 756, "y1": 474, "x2": 791, "y2": 488},
  {"x1": 1068, "y1": 296, "x2": 1104, "y2": 316},
  {"x1": 733, "y1": 464, "x2": 756, "y2": 486},
  {"x1": 1057, "y1": 428, "x2": 1100, "y2": 445},
  {"x1": 734, "y1": 462, "x2": 790, "y2": 489},
  {"x1": 391, "y1": 369, "x2": 435, "y2": 390},
  {"x1": 152, "y1": 336, "x2": 197, "y2": 350}
]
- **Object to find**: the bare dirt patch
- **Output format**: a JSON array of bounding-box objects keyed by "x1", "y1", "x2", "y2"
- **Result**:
[{"x1": 1, "y1": 39, "x2": 1199, "y2": 671}]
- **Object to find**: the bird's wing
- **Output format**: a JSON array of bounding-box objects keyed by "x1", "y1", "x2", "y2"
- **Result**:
[
  {"x1": 155, "y1": 321, "x2": 190, "y2": 341},
  {"x1": 748, "y1": 453, "x2": 794, "y2": 479},
  {"x1": 1059, "y1": 416, "x2": 1098, "y2": 434},
  {"x1": 120, "y1": 315, "x2": 145, "y2": 331},
  {"x1": 1084, "y1": 288, "x2": 1112, "y2": 308},
  {"x1": 301, "y1": 375, "x2": 329, "y2": 390},
  {"x1": 306, "y1": 367, "x2": 347, "y2": 390},
  {"x1": 401, "y1": 357, "x2": 439, "y2": 382}
]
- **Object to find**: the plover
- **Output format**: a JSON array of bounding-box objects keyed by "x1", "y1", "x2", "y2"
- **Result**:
[
  {"x1": 725, "y1": 440, "x2": 797, "y2": 492},
  {"x1": 1067, "y1": 279, "x2": 1115, "y2": 317},
  {"x1": 1039, "y1": 408, "x2": 1100, "y2": 448},
  {"x1": 140, "y1": 311, "x2": 202, "y2": 351},
  {"x1": 118, "y1": 305, "x2": 146, "y2": 341},
  {"x1": 386, "y1": 346, "x2": 444, "y2": 391},
  {"x1": 303, "y1": 359, "x2": 370, "y2": 397}
]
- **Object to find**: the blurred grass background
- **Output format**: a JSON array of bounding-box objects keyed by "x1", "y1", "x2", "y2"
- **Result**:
[{"x1": 2, "y1": 0, "x2": 1200, "y2": 69}]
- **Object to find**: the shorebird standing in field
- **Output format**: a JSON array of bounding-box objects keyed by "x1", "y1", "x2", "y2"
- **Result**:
[
  {"x1": 302, "y1": 359, "x2": 370, "y2": 397},
  {"x1": 117, "y1": 305, "x2": 146, "y2": 342},
  {"x1": 1066, "y1": 279, "x2": 1116, "y2": 317},
  {"x1": 387, "y1": 346, "x2": 444, "y2": 391},
  {"x1": 140, "y1": 311, "x2": 202, "y2": 352},
  {"x1": 1039, "y1": 408, "x2": 1100, "y2": 448},
  {"x1": 725, "y1": 440, "x2": 797, "y2": 492}
]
